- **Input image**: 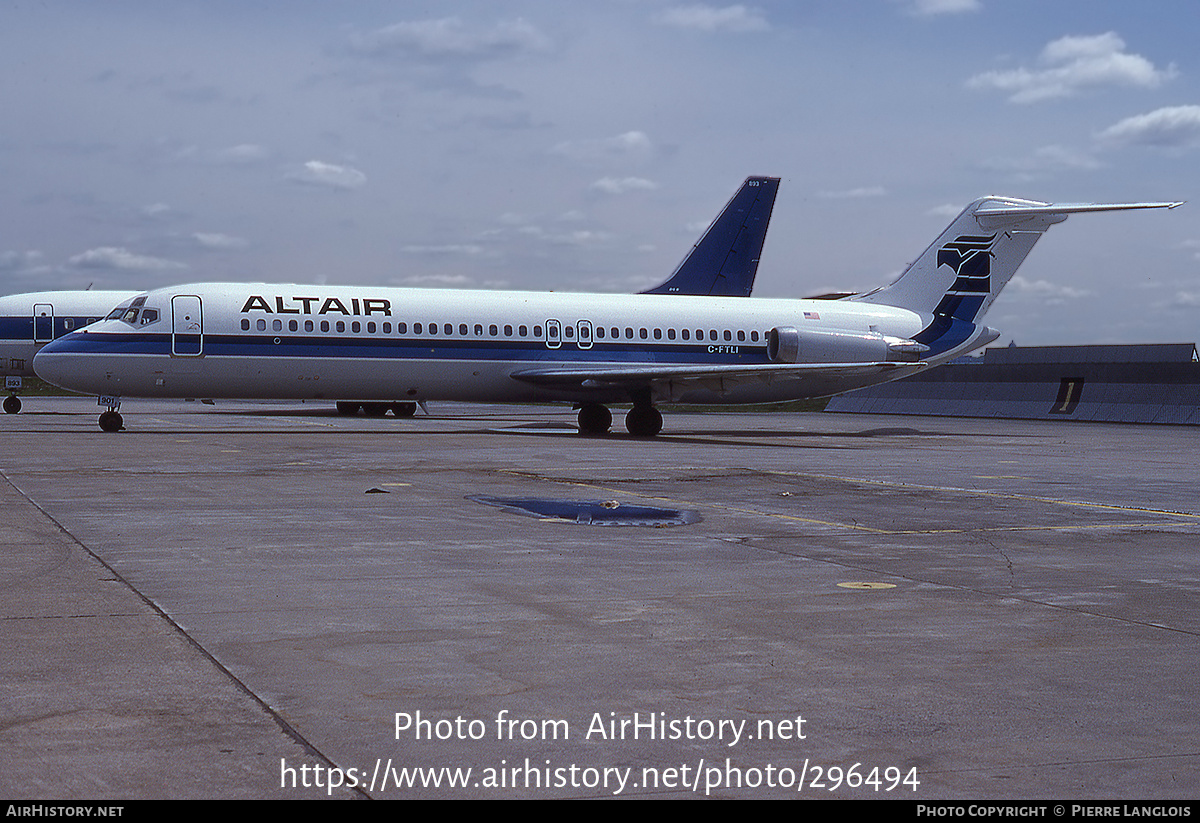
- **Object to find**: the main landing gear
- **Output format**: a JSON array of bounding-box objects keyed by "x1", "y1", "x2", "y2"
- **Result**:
[
  {"x1": 336, "y1": 401, "x2": 418, "y2": 417},
  {"x1": 576, "y1": 390, "x2": 664, "y2": 438},
  {"x1": 333, "y1": 403, "x2": 417, "y2": 419}
]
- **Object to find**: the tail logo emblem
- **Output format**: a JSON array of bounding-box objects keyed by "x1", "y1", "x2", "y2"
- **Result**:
[{"x1": 934, "y1": 233, "x2": 997, "y2": 321}]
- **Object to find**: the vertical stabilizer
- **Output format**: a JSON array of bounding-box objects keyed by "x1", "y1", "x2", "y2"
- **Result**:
[
  {"x1": 642, "y1": 176, "x2": 780, "y2": 297},
  {"x1": 852, "y1": 196, "x2": 1182, "y2": 319}
]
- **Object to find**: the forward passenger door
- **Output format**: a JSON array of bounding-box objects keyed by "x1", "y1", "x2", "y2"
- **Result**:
[{"x1": 172, "y1": 295, "x2": 203, "y2": 356}]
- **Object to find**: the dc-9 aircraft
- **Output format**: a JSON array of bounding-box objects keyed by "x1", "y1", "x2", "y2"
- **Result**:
[
  {"x1": 34, "y1": 194, "x2": 1180, "y2": 435},
  {"x1": 5, "y1": 176, "x2": 778, "y2": 419}
]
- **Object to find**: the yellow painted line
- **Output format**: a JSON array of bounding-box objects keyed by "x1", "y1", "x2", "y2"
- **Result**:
[
  {"x1": 380, "y1": 482, "x2": 412, "y2": 487},
  {"x1": 762, "y1": 470, "x2": 1200, "y2": 522}
]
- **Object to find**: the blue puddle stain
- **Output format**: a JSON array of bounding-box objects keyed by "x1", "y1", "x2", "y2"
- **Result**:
[{"x1": 468, "y1": 495, "x2": 701, "y2": 527}]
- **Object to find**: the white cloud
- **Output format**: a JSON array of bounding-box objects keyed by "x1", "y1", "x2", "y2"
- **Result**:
[
  {"x1": 590, "y1": 177, "x2": 659, "y2": 194},
  {"x1": 981, "y1": 144, "x2": 1103, "y2": 178},
  {"x1": 656, "y1": 5, "x2": 769, "y2": 33},
  {"x1": 1096, "y1": 105, "x2": 1200, "y2": 149},
  {"x1": 192, "y1": 232, "x2": 249, "y2": 250},
  {"x1": 818, "y1": 186, "x2": 887, "y2": 199},
  {"x1": 215, "y1": 143, "x2": 269, "y2": 165},
  {"x1": 1006, "y1": 275, "x2": 1090, "y2": 304},
  {"x1": 285, "y1": 160, "x2": 367, "y2": 190},
  {"x1": 400, "y1": 245, "x2": 486, "y2": 256},
  {"x1": 552, "y1": 131, "x2": 656, "y2": 164},
  {"x1": 391, "y1": 273, "x2": 510, "y2": 289},
  {"x1": 902, "y1": 0, "x2": 982, "y2": 16},
  {"x1": 546, "y1": 229, "x2": 613, "y2": 246},
  {"x1": 68, "y1": 247, "x2": 187, "y2": 271},
  {"x1": 348, "y1": 17, "x2": 549, "y2": 61},
  {"x1": 927, "y1": 204, "x2": 965, "y2": 218},
  {"x1": 967, "y1": 32, "x2": 1176, "y2": 103},
  {"x1": 0, "y1": 250, "x2": 45, "y2": 272}
]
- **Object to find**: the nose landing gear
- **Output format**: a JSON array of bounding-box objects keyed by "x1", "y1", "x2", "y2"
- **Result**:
[{"x1": 98, "y1": 397, "x2": 123, "y2": 432}]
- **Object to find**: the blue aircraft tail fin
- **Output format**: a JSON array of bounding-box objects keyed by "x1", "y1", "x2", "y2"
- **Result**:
[{"x1": 642, "y1": 176, "x2": 780, "y2": 297}]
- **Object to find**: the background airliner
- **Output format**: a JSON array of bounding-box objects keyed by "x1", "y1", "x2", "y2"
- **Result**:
[
  {"x1": 0, "y1": 290, "x2": 138, "y2": 413},
  {"x1": 3, "y1": 177, "x2": 777, "y2": 419},
  {"x1": 34, "y1": 195, "x2": 1179, "y2": 435}
]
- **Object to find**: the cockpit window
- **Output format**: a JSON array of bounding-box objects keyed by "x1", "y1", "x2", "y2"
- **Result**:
[{"x1": 106, "y1": 300, "x2": 159, "y2": 326}]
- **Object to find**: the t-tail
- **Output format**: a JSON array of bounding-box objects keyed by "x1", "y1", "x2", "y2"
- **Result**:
[
  {"x1": 849, "y1": 196, "x2": 1183, "y2": 360},
  {"x1": 642, "y1": 176, "x2": 780, "y2": 297}
]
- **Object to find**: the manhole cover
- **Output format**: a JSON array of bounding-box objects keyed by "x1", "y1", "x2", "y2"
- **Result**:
[{"x1": 469, "y1": 495, "x2": 701, "y2": 527}]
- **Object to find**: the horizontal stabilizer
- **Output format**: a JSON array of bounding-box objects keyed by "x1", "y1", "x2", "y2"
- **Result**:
[{"x1": 973, "y1": 200, "x2": 1184, "y2": 217}]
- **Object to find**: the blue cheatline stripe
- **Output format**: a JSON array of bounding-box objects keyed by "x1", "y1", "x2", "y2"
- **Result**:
[
  {"x1": 0, "y1": 315, "x2": 110, "y2": 341},
  {"x1": 42, "y1": 331, "x2": 770, "y2": 365}
]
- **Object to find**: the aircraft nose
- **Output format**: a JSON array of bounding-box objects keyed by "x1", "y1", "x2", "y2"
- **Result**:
[{"x1": 33, "y1": 334, "x2": 91, "y2": 392}]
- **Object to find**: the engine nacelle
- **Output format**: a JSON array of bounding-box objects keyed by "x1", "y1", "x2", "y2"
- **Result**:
[{"x1": 767, "y1": 326, "x2": 927, "y2": 364}]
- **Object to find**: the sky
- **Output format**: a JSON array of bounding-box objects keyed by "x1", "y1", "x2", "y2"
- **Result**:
[{"x1": 2, "y1": 0, "x2": 1198, "y2": 346}]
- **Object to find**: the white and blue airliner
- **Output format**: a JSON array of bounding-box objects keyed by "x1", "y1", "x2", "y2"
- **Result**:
[{"x1": 33, "y1": 194, "x2": 1180, "y2": 435}]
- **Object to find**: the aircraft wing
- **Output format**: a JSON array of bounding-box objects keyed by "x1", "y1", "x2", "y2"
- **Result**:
[{"x1": 510, "y1": 361, "x2": 927, "y2": 398}]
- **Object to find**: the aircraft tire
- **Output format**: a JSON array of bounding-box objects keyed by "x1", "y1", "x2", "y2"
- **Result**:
[
  {"x1": 577, "y1": 403, "x2": 612, "y2": 435},
  {"x1": 390, "y1": 402, "x2": 417, "y2": 418},
  {"x1": 98, "y1": 411, "x2": 123, "y2": 433},
  {"x1": 362, "y1": 402, "x2": 390, "y2": 417},
  {"x1": 3, "y1": 395, "x2": 20, "y2": 414},
  {"x1": 336, "y1": 402, "x2": 361, "y2": 416},
  {"x1": 624, "y1": 405, "x2": 663, "y2": 437}
]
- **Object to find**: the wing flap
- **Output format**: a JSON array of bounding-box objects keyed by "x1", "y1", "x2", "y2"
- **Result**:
[{"x1": 510, "y1": 361, "x2": 926, "y2": 392}]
